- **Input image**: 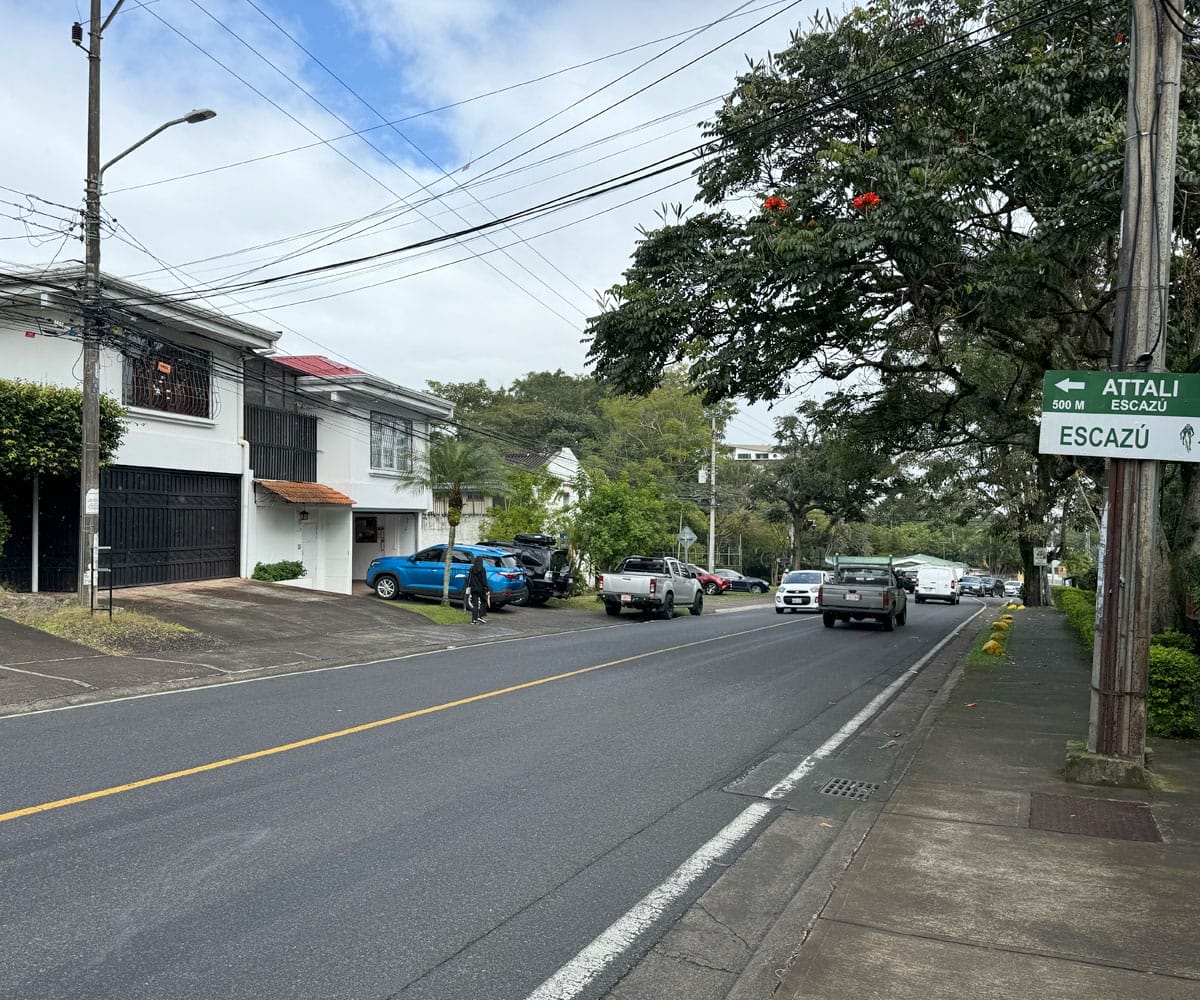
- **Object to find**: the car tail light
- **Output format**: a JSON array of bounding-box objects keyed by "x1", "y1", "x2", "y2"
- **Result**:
[
  {"x1": 650, "y1": 577, "x2": 658, "y2": 595},
  {"x1": 817, "y1": 585, "x2": 824, "y2": 605},
  {"x1": 597, "y1": 574, "x2": 604, "y2": 590},
  {"x1": 883, "y1": 590, "x2": 891, "y2": 608}
]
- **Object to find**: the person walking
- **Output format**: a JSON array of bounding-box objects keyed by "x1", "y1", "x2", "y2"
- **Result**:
[{"x1": 466, "y1": 554, "x2": 491, "y2": 624}]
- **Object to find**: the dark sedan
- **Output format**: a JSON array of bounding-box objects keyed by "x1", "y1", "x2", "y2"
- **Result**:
[{"x1": 714, "y1": 568, "x2": 771, "y2": 594}]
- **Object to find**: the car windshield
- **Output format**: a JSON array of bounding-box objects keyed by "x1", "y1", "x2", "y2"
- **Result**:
[
  {"x1": 784, "y1": 571, "x2": 823, "y2": 584},
  {"x1": 961, "y1": 576, "x2": 981, "y2": 585}
]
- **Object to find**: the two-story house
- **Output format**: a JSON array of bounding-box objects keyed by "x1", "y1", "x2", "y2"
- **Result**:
[
  {"x1": 0, "y1": 266, "x2": 281, "y2": 591},
  {"x1": 261, "y1": 356, "x2": 454, "y2": 589}
]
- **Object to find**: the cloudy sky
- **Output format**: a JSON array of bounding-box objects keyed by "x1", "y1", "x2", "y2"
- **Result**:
[{"x1": 0, "y1": 0, "x2": 832, "y2": 444}]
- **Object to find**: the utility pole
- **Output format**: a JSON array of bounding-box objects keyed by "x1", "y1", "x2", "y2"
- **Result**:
[
  {"x1": 707, "y1": 413, "x2": 717, "y2": 572},
  {"x1": 1090, "y1": 0, "x2": 1183, "y2": 760},
  {"x1": 77, "y1": 0, "x2": 115, "y2": 608}
]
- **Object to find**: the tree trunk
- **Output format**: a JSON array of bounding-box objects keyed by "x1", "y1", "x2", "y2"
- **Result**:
[{"x1": 442, "y1": 520, "x2": 457, "y2": 607}]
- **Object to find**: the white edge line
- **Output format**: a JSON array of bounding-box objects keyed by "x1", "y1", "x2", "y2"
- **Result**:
[
  {"x1": 525, "y1": 801, "x2": 774, "y2": 1000},
  {"x1": 764, "y1": 605, "x2": 987, "y2": 799},
  {"x1": 524, "y1": 605, "x2": 988, "y2": 1000}
]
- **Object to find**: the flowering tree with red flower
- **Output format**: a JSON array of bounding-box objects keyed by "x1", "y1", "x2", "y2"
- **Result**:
[{"x1": 851, "y1": 191, "x2": 881, "y2": 212}]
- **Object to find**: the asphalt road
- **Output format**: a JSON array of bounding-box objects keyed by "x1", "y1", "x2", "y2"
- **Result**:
[{"x1": 0, "y1": 599, "x2": 979, "y2": 1000}]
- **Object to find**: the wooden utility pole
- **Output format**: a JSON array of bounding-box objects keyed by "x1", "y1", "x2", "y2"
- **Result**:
[
  {"x1": 708, "y1": 413, "x2": 717, "y2": 572},
  {"x1": 1090, "y1": 0, "x2": 1183, "y2": 759}
]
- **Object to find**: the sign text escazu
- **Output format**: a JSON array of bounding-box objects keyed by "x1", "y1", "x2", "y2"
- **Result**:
[{"x1": 1039, "y1": 370, "x2": 1200, "y2": 462}]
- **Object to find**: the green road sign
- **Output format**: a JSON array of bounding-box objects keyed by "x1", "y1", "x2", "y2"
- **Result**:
[{"x1": 1039, "y1": 370, "x2": 1200, "y2": 461}]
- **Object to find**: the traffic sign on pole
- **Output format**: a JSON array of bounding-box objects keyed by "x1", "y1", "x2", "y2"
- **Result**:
[{"x1": 1038, "y1": 369, "x2": 1200, "y2": 461}]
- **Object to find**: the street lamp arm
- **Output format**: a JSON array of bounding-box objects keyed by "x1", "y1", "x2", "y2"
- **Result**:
[{"x1": 100, "y1": 109, "x2": 216, "y2": 177}]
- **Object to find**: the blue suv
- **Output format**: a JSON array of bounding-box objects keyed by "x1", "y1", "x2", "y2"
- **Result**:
[{"x1": 366, "y1": 544, "x2": 529, "y2": 608}]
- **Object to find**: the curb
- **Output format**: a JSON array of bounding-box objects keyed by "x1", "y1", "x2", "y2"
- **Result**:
[{"x1": 722, "y1": 610, "x2": 986, "y2": 1000}]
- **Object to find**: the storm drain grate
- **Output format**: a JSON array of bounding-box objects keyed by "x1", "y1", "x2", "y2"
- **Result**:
[
  {"x1": 1029, "y1": 793, "x2": 1161, "y2": 842},
  {"x1": 817, "y1": 777, "x2": 880, "y2": 801}
]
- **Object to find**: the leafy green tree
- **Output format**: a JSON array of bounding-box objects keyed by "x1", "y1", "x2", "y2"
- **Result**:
[
  {"x1": 754, "y1": 408, "x2": 892, "y2": 567},
  {"x1": 584, "y1": 0, "x2": 1199, "y2": 603},
  {"x1": 569, "y1": 469, "x2": 675, "y2": 575},
  {"x1": 398, "y1": 432, "x2": 508, "y2": 606},
  {"x1": 479, "y1": 468, "x2": 560, "y2": 540},
  {"x1": 0, "y1": 379, "x2": 125, "y2": 477}
]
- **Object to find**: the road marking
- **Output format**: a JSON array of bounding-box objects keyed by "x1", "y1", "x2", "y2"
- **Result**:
[
  {"x1": 0, "y1": 664, "x2": 95, "y2": 689},
  {"x1": 0, "y1": 621, "x2": 790, "y2": 826},
  {"x1": 524, "y1": 607, "x2": 986, "y2": 1000},
  {"x1": 525, "y1": 803, "x2": 774, "y2": 1000}
]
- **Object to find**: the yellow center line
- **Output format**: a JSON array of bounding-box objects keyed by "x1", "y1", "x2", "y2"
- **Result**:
[{"x1": 0, "y1": 620, "x2": 794, "y2": 825}]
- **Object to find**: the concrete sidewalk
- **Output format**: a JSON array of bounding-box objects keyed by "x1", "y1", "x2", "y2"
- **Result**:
[{"x1": 763, "y1": 606, "x2": 1200, "y2": 1000}]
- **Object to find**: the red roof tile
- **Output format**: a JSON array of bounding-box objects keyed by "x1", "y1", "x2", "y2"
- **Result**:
[
  {"x1": 273, "y1": 355, "x2": 365, "y2": 377},
  {"x1": 256, "y1": 480, "x2": 355, "y2": 505}
]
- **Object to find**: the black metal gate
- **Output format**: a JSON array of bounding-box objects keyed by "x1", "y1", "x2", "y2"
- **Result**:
[{"x1": 100, "y1": 467, "x2": 240, "y2": 587}]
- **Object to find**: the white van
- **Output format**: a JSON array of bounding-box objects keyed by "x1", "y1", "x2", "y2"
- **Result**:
[{"x1": 915, "y1": 565, "x2": 959, "y2": 604}]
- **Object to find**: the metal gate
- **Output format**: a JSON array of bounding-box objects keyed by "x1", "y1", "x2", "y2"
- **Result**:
[{"x1": 100, "y1": 467, "x2": 240, "y2": 587}]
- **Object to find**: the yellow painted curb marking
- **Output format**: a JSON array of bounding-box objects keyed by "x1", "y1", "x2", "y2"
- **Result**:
[{"x1": 0, "y1": 620, "x2": 799, "y2": 825}]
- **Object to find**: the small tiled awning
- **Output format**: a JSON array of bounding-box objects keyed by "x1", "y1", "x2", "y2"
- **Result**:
[{"x1": 256, "y1": 480, "x2": 355, "y2": 505}]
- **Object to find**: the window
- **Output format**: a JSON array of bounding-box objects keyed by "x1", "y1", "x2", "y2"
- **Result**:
[
  {"x1": 123, "y1": 341, "x2": 212, "y2": 417},
  {"x1": 370, "y1": 412, "x2": 412, "y2": 472}
]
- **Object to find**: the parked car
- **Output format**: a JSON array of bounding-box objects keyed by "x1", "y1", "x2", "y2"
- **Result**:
[
  {"x1": 775, "y1": 569, "x2": 828, "y2": 613},
  {"x1": 1003, "y1": 579, "x2": 1023, "y2": 598},
  {"x1": 979, "y1": 576, "x2": 1006, "y2": 597},
  {"x1": 685, "y1": 563, "x2": 731, "y2": 595},
  {"x1": 897, "y1": 568, "x2": 918, "y2": 593},
  {"x1": 367, "y1": 544, "x2": 529, "y2": 608},
  {"x1": 959, "y1": 575, "x2": 984, "y2": 597},
  {"x1": 597, "y1": 555, "x2": 703, "y2": 618},
  {"x1": 714, "y1": 568, "x2": 772, "y2": 594},
  {"x1": 478, "y1": 533, "x2": 574, "y2": 605}
]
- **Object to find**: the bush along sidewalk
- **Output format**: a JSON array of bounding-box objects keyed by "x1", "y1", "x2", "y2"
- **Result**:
[
  {"x1": 251, "y1": 560, "x2": 307, "y2": 583},
  {"x1": 1052, "y1": 587, "x2": 1200, "y2": 738}
]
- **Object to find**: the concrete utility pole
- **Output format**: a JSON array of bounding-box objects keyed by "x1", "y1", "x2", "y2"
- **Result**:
[
  {"x1": 78, "y1": 0, "x2": 116, "y2": 607},
  {"x1": 1090, "y1": 0, "x2": 1183, "y2": 760}
]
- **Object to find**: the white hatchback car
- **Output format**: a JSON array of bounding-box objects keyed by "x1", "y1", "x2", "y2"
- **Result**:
[{"x1": 775, "y1": 569, "x2": 829, "y2": 613}]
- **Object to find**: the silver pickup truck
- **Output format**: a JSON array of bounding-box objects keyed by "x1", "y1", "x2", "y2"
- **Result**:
[
  {"x1": 819, "y1": 557, "x2": 908, "y2": 631},
  {"x1": 597, "y1": 555, "x2": 704, "y2": 619}
]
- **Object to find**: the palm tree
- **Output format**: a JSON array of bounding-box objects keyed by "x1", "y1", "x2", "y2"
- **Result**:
[{"x1": 399, "y1": 431, "x2": 508, "y2": 606}]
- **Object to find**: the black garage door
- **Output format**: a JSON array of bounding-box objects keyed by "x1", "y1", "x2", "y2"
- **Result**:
[{"x1": 101, "y1": 466, "x2": 240, "y2": 587}]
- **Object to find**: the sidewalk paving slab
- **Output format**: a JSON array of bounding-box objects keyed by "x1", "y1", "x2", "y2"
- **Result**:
[{"x1": 768, "y1": 606, "x2": 1200, "y2": 1000}]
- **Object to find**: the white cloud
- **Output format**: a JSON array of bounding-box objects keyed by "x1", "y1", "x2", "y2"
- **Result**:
[{"x1": 0, "y1": 0, "x2": 827, "y2": 442}]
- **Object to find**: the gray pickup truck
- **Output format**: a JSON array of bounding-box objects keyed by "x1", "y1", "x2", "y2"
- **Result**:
[
  {"x1": 597, "y1": 555, "x2": 704, "y2": 619},
  {"x1": 819, "y1": 556, "x2": 908, "y2": 631}
]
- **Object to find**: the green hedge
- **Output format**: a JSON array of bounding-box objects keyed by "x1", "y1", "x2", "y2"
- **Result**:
[
  {"x1": 1054, "y1": 587, "x2": 1097, "y2": 650},
  {"x1": 1150, "y1": 630, "x2": 1195, "y2": 652},
  {"x1": 251, "y1": 560, "x2": 306, "y2": 582},
  {"x1": 1054, "y1": 587, "x2": 1200, "y2": 738},
  {"x1": 1148, "y1": 646, "x2": 1200, "y2": 738}
]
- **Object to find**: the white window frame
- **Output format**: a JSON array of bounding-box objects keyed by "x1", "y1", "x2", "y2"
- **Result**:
[{"x1": 370, "y1": 412, "x2": 412, "y2": 473}]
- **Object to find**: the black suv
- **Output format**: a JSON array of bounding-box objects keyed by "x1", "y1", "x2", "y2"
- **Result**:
[{"x1": 478, "y1": 534, "x2": 574, "y2": 605}]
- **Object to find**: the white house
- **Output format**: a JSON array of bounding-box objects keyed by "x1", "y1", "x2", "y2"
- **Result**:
[
  {"x1": 263, "y1": 356, "x2": 454, "y2": 588},
  {"x1": 0, "y1": 272, "x2": 452, "y2": 596},
  {"x1": 430, "y1": 446, "x2": 580, "y2": 546},
  {"x1": 0, "y1": 266, "x2": 280, "y2": 591}
]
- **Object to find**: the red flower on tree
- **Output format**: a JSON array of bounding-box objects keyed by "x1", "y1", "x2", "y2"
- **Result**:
[
  {"x1": 852, "y1": 191, "x2": 881, "y2": 212},
  {"x1": 762, "y1": 194, "x2": 789, "y2": 212}
]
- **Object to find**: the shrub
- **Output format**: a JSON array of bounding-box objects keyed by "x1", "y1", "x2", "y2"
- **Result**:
[
  {"x1": 1054, "y1": 587, "x2": 1097, "y2": 650},
  {"x1": 0, "y1": 508, "x2": 9, "y2": 560},
  {"x1": 1151, "y1": 630, "x2": 1195, "y2": 653},
  {"x1": 251, "y1": 560, "x2": 306, "y2": 583},
  {"x1": 1147, "y1": 646, "x2": 1200, "y2": 738}
]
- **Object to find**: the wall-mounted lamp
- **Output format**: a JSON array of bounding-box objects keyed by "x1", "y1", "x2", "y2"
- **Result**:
[{"x1": 298, "y1": 509, "x2": 310, "y2": 522}]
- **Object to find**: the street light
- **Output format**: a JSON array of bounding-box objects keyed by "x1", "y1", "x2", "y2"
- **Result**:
[{"x1": 77, "y1": 0, "x2": 217, "y2": 606}]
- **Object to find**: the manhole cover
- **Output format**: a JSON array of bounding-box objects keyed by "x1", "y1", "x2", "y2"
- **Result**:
[
  {"x1": 1029, "y1": 793, "x2": 1161, "y2": 842},
  {"x1": 817, "y1": 777, "x2": 879, "y2": 800}
]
